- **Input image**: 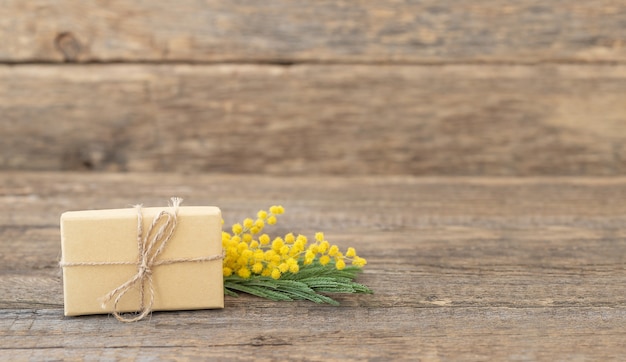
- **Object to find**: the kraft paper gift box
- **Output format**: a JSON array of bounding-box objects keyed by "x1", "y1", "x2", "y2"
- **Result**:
[{"x1": 60, "y1": 201, "x2": 224, "y2": 319}]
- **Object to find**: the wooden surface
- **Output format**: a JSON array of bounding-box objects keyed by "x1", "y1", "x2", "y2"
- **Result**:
[
  {"x1": 1, "y1": 0, "x2": 625, "y2": 63},
  {"x1": 2, "y1": 64, "x2": 626, "y2": 175},
  {"x1": 2, "y1": 172, "x2": 626, "y2": 360},
  {"x1": 2, "y1": 1, "x2": 626, "y2": 176}
]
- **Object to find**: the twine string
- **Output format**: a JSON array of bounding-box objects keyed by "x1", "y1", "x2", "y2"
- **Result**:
[{"x1": 60, "y1": 197, "x2": 223, "y2": 322}]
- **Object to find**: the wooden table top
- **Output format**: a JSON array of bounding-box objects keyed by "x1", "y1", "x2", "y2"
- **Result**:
[{"x1": 2, "y1": 172, "x2": 626, "y2": 360}]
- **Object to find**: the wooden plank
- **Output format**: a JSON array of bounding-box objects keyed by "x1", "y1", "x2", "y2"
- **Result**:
[
  {"x1": 2, "y1": 307, "x2": 626, "y2": 360},
  {"x1": 0, "y1": 0, "x2": 625, "y2": 63},
  {"x1": 2, "y1": 172, "x2": 626, "y2": 360},
  {"x1": 2, "y1": 64, "x2": 626, "y2": 175}
]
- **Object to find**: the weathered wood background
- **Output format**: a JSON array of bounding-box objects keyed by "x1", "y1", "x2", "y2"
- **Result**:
[
  {"x1": 3, "y1": 2, "x2": 626, "y2": 361},
  {"x1": 1, "y1": 1, "x2": 626, "y2": 175}
]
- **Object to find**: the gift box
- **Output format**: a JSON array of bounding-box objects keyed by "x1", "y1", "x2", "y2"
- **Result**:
[{"x1": 60, "y1": 199, "x2": 224, "y2": 321}]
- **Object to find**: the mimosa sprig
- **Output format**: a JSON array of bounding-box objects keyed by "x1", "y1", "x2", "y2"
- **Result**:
[{"x1": 222, "y1": 206, "x2": 371, "y2": 304}]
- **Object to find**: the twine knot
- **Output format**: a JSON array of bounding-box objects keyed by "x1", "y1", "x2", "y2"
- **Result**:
[
  {"x1": 100, "y1": 197, "x2": 183, "y2": 322},
  {"x1": 138, "y1": 261, "x2": 151, "y2": 276}
]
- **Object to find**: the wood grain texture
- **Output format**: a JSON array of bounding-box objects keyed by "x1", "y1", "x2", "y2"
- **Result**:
[
  {"x1": 2, "y1": 172, "x2": 626, "y2": 359},
  {"x1": 2, "y1": 64, "x2": 626, "y2": 175},
  {"x1": 0, "y1": 0, "x2": 625, "y2": 64}
]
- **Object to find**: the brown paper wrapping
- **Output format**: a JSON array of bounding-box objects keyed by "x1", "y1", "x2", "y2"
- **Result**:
[{"x1": 60, "y1": 206, "x2": 224, "y2": 316}]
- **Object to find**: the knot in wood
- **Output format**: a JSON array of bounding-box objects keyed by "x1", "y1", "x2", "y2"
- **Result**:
[{"x1": 54, "y1": 32, "x2": 82, "y2": 62}]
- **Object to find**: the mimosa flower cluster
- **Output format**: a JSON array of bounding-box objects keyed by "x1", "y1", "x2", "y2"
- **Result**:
[{"x1": 222, "y1": 205, "x2": 367, "y2": 280}]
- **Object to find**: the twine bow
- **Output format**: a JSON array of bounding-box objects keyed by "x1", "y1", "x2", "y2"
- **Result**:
[{"x1": 60, "y1": 197, "x2": 223, "y2": 322}]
